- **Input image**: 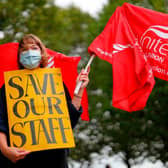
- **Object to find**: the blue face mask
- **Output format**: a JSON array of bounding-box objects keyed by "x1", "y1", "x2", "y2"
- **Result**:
[{"x1": 20, "y1": 50, "x2": 42, "y2": 69}]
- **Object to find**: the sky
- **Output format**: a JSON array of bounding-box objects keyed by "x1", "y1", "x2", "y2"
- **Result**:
[{"x1": 55, "y1": 0, "x2": 108, "y2": 17}]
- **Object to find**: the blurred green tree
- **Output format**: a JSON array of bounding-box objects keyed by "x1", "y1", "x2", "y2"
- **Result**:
[
  {"x1": 0, "y1": 0, "x2": 94, "y2": 54},
  {"x1": 71, "y1": 0, "x2": 168, "y2": 168}
]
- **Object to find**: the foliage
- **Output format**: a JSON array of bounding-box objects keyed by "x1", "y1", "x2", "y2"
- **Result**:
[
  {"x1": 70, "y1": 0, "x2": 168, "y2": 168},
  {"x1": 0, "y1": 0, "x2": 94, "y2": 54}
]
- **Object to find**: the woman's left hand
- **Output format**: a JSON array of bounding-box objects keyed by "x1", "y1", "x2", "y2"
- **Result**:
[
  {"x1": 76, "y1": 68, "x2": 90, "y2": 90},
  {"x1": 72, "y1": 68, "x2": 90, "y2": 110}
]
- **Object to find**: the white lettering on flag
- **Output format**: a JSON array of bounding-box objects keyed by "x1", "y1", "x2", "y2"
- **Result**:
[{"x1": 113, "y1": 44, "x2": 131, "y2": 54}]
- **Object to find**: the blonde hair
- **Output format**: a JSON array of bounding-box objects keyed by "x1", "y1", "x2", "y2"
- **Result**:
[{"x1": 18, "y1": 34, "x2": 48, "y2": 68}]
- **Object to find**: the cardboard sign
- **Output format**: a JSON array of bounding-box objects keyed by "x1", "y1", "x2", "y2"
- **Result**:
[{"x1": 4, "y1": 68, "x2": 75, "y2": 152}]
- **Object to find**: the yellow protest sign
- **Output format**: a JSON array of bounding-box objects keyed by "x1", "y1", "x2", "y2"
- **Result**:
[{"x1": 4, "y1": 68, "x2": 75, "y2": 152}]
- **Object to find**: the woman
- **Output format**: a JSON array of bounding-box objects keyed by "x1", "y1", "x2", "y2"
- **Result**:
[{"x1": 0, "y1": 34, "x2": 89, "y2": 168}]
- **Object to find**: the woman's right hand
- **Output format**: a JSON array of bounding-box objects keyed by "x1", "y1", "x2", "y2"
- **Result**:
[{"x1": 2, "y1": 146, "x2": 30, "y2": 163}]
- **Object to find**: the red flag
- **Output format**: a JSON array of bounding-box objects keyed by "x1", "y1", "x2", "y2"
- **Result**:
[
  {"x1": 88, "y1": 4, "x2": 156, "y2": 112},
  {"x1": 123, "y1": 3, "x2": 168, "y2": 81},
  {"x1": 0, "y1": 42, "x2": 89, "y2": 121},
  {"x1": 0, "y1": 43, "x2": 19, "y2": 87}
]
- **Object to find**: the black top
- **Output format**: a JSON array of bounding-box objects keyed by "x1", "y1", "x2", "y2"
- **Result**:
[{"x1": 0, "y1": 83, "x2": 82, "y2": 168}]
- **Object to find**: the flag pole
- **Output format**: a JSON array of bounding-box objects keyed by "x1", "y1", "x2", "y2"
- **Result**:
[{"x1": 74, "y1": 54, "x2": 95, "y2": 95}]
